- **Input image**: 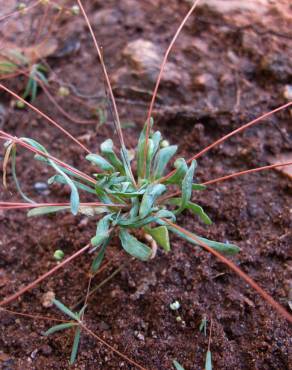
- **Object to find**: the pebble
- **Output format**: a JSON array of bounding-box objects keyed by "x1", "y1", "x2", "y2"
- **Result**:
[
  {"x1": 0, "y1": 269, "x2": 9, "y2": 287},
  {"x1": 193, "y1": 73, "x2": 217, "y2": 90},
  {"x1": 40, "y1": 345, "x2": 52, "y2": 356},
  {"x1": 34, "y1": 182, "x2": 50, "y2": 195},
  {"x1": 41, "y1": 291, "x2": 55, "y2": 308},
  {"x1": 134, "y1": 331, "x2": 145, "y2": 341},
  {"x1": 283, "y1": 85, "x2": 292, "y2": 100},
  {"x1": 93, "y1": 9, "x2": 120, "y2": 26}
]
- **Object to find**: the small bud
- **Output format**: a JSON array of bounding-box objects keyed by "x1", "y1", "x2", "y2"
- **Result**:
[
  {"x1": 17, "y1": 3, "x2": 26, "y2": 11},
  {"x1": 53, "y1": 249, "x2": 64, "y2": 261},
  {"x1": 15, "y1": 100, "x2": 25, "y2": 109},
  {"x1": 170, "y1": 300, "x2": 180, "y2": 310},
  {"x1": 58, "y1": 86, "x2": 70, "y2": 97},
  {"x1": 71, "y1": 5, "x2": 80, "y2": 15},
  {"x1": 283, "y1": 85, "x2": 292, "y2": 101},
  {"x1": 160, "y1": 140, "x2": 170, "y2": 148},
  {"x1": 176, "y1": 316, "x2": 182, "y2": 322}
]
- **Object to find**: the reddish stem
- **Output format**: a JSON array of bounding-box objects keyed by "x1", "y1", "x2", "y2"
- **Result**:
[
  {"x1": 164, "y1": 220, "x2": 292, "y2": 324},
  {"x1": 0, "y1": 130, "x2": 95, "y2": 184},
  {"x1": 0, "y1": 243, "x2": 91, "y2": 307},
  {"x1": 0, "y1": 83, "x2": 91, "y2": 154},
  {"x1": 143, "y1": 0, "x2": 201, "y2": 177},
  {"x1": 0, "y1": 0, "x2": 40, "y2": 22},
  {"x1": 202, "y1": 161, "x2": 292, "y2": 185},
  {"x1": 161, "y1": 102, "x2": 292, "y2": 182},
  {"x1": 0, "y1": 201, "x2": 125, "y2": 210}
]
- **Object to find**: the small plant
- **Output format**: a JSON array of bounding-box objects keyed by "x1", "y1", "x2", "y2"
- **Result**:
[
  {"x1": 22, "y1": 63, "x2": 48, "y2": 102},
  {"x1": 1, "y1": 0, "x2": 292, "y2": 366},
  {"x1": 44, "y1": 299, "x2": 86, "y2": 365}
]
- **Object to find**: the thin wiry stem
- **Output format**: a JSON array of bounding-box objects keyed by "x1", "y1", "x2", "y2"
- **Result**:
[
  {"x1": 143, "y1": 0, "x2": 201, "y2": 177},
  {"x1": 0, "y1": 130, "x2": 95, "y2": 184},
  {"x1": 0, "y1": 201, "x2": 125, "y2": 210},
  {"x1": 161, "y1": 101, "x2": 292, "y2": 182},
  {"x1": 159, "y1": 160, "x2": 292, "y2": 203},
  {"x1": 202, "y1": 161, "x2": 292, "y2": 185},
  {"x1": 0, "y1": 0, "x2": 41, "y2": 22},
  {"x1": 0, "y1": 83, "x2": 91, "y2": 153},
  {"x1": 79, "y1": 323, "x2": 147, "y2": 370},
  {"x1": 164, "y1": 220, "x2": 292, "y2": 323},
  {"x1": 0, "y1": 307, "x2": 68, "y2": 323},
  {"x1": 76, "y1": 0, "x2": 136, "y2": 185},
  {"x1": 0, "y1": 243, "x2": 92, "y2": 307}
]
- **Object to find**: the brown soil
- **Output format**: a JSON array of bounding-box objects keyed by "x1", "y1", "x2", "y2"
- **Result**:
[{"x1": 0, "y1": 1, "x2": 291, "y2": 369}]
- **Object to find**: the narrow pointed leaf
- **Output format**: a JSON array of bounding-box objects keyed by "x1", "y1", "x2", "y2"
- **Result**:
[
  {"x1": 176, "y1": 160, "x2": 196, "y2": 214},
  {"x1": 205, "y1": 350, "x2": 212, "y2": 370},
  {"x1": 52, "y1": 299, "x2": 78, "y2": 320},
  {"x1": 86, "y1": 154, "x2": 114, "y2": 172},
  {"x1": 153, "y1": 145, "x2": 177, "y2": 179},
  {"x1": 28, "y1": 206, "x2": 70, "y2": 217},
  {"x1": 91, "y1": 214, "x2": 112, "y2": 247},
  {"x1": 70, "y1": 327, "x2": 81, "y2": 365},
  {"x1": 167, "y1": 226, "x2": 240, "y2": 255},
  {"x1": 173, "y1": 360, "x2": 185, "y2": 370},
  {"x1": 49, "y1": 175, "x2": 95, "y2": 194},
  {"x1": 168, "y1": 198, "x2": 212, "y2": 225},
  {"x1": 100, "y1": 139, "x2": 124, "y2": 174},
  {"x1": 44, "y1": 323, "x2": 75, "y2": 336},
  {"x1": 139, "y1": 184, "x2": 166, "y2": 218},
  {"x1": 192, "y1": 183, "x2": 206, "y2": 191},
  {"x1": 165, "y1": 158, "x2": 188, "y2": 185},
  {"x1": 119, "y1": 229, "x2": 151, "y2": 261}
]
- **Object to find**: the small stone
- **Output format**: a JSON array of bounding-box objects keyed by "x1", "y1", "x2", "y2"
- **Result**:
[
  {"x1": 30, "y1": 349, "x2": 38, "y2": 359},
  {"x1": 97, "y1": 321, "x2": 110, "y2": 331},
  {"x1": 93, "y1": 9, "x2": 120, "y2": 26},
  {"x1": 170, "y1": 300, "x2": 180, "y2": 311},
  {"x1": 40, "y1": 345, "x2": 52, "y2": 356},
  {"x1": 134, "y1": 331, "x2": 145, "y2": 341},
  {"x1": 41, "y1": 291, "x2": 55, "y2": 308},
  {"x1": 34, "y1": 182, "x2": 50, "y2": 195},
  {"x1": 0, "y1": 269, "x2": 8, "y2": 287},
  {"x1": 193, "y1": 73, "x2": 217, "y2": 90},
  {"x1": 283, "y1": 85, "x2": 292, "y2": 100}
]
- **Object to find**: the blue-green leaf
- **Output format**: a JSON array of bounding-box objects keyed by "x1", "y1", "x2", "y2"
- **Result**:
[
  {"x1": 168, "y1": 198, "x2": 212, "y2": 225},
  {"x1": 187, "y1": 202, "x2": 212, "y2": 225},
  {"x1": 23, "y1": 138, "x2": 79, "y2": 215},
  {"x1": 86, "y1": 153, "x2": 114, "y2": 172},
  {"x1": 139, "y1": 183, "x2": 166, "y2": 218},
  {"x1": 145, "y1": 226, "x2": 170, "y2": 252},
  {"x1": 44, "y1": 323, "x2": 75, "y2": 336},
  {"x1": 52, "y1": 299, "x2": 78, "y2": 320},
  {"x1": 205, "y1": 350, "x2": 212, "y2": 370},
  {"x1": 119, "y1": 229, "x2": 152, "y2": 261},
  {"x1": 173, "y1": 360, "x2": 185, "y2": 370},
  {"x1": 136, "y1": 118, "x2": 154, "y2": 179},
  {"x1": 153, "y1": 145, "x2": 177, "y2": 179},
  {"x1": 176, "y1": 160, "x2": 196, "y2": 214},
  {"x1": 167, "y1": 226, "x2": 240, "y2": 255},
  {"x1": 70, "y1": 327, "x2": 81, "y2": 364},
  {"x1": 100, "y1": 139, "x2": 124, "y2": 174},
  {"x1": 192, "y1": 183, "x2": 206, "y2": 191},
  {"x1": 27, "y1": 206, "x2": 70, "y2": 217},
  {"x1": 11, "y1": 146, "x2": 35, "y2": 203},
  {"x1": 91, "y1": 214, "x2": 112, "y2": 247},
  {"x1": 49, "y1": 175, "x2": 96, "y2": 194},
  {"x1": 165, "y1": 158, "x2": 188, "y2": 185}
]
